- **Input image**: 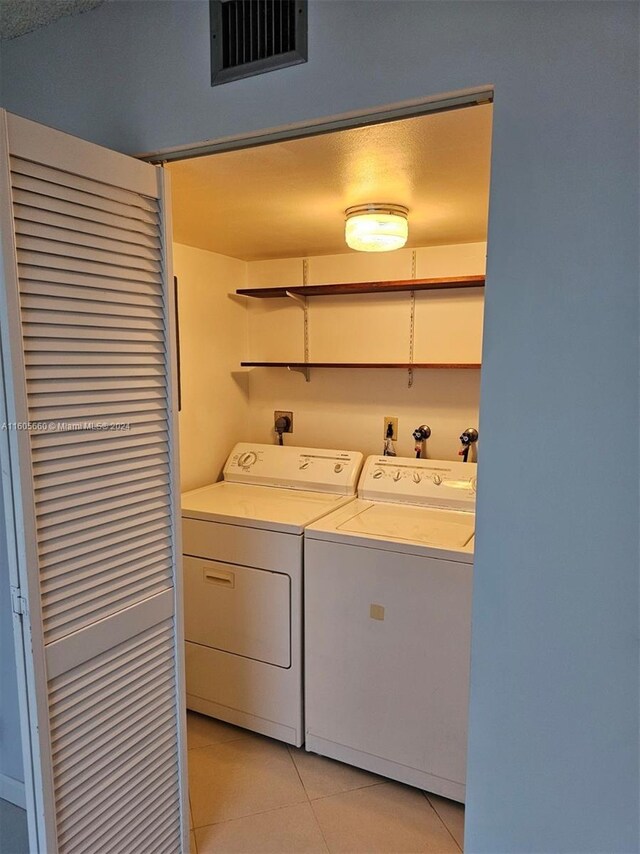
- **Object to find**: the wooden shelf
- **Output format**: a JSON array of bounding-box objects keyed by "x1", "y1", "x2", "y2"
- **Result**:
[
  {"x1": 236, "y1": 275, "x2": 485, "y2": 299},
  {"x1": 241, "y1": 362, "x2": 481, "y2": 370}
]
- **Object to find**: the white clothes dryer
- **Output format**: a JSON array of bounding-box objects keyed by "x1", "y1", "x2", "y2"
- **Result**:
[
  {"x1": 304, "y1": 455, "x2": 476, "y2": 801},
  {"x1": 181, "y1": 443, "x2": 363, "y2": 746}
]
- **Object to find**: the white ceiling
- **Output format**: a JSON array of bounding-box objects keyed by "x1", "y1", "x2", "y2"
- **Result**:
[
  {"x1": 0, "y1": 0, "x2": 103, "y2": 39},
  {"x1": 168, "y1": 104, "x2": 493, "y2": 262}
]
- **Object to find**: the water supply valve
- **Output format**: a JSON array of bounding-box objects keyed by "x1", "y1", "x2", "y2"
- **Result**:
[
  {"x1": 459, "y1": 427, "x2": 479, "y2": 462},
  {"x1": 412, "y1": 424, "x2": 431, "y2": 459}
]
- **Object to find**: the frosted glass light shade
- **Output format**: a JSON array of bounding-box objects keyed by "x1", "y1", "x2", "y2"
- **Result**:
[{"x1": 345, "y1": 204, "x2": 409, "y2": 252}]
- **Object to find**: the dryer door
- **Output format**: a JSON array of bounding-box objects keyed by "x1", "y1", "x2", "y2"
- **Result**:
[{"x1": 184, "y1": 556, "x2": 291, "y2": 667}]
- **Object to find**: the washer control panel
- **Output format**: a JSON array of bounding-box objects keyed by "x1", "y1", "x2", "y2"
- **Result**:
[
  {"x1": 224, "y1": 443, "x2": 364, "y2": 495},
  {"x1": 359, "y1": 456, "x2": 477, "y2": 510}
]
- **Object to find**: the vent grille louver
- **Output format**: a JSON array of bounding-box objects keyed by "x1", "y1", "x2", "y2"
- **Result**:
[{"x1": 210, "y1": 0, "x2": 307, "y2": 85}]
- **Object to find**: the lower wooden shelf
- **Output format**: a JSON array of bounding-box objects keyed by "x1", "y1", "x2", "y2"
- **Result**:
[{"x1": 241, "y1": 362, "x2": 481, "y2": 369}]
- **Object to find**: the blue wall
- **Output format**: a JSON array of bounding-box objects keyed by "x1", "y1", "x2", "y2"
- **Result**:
[{"x1": 1, "y1": 2, "x2": 638, "y2": 851}]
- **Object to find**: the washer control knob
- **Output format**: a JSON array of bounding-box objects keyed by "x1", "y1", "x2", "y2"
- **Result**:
[
  {"x1": 373, "y1": 469, "x2": 383, "y2": 479},
  {"x1": 299, "y1": 461, "x2": 310, "y2": 470},
  {"x1": 412, "y1": 472, "x2": 421, "y2": 484},
  {"x1": 334, "y1": 463, "x2": 344, "y2": 473},
  {"x1": 238, "y1": 452, "x2": 257, "y2": 467},
  {"x1": 393, "y1": 471, "x2": 402, "y2": 482},
  {"x1": 433, "y1": 474, "x2": 442, "y2": 486}
]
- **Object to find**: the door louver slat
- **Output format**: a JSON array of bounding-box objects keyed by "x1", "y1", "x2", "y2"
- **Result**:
[
  {"x1": 20, "y1": 264, "x2": 163, "y2": 295},
  {"x1": 17, "y1": 235, "x2": 162, "y2": 273},
  {"x1": 21, "y1": 293, "x2": 164, "y2": 318},
  {"x1": 3, "y1": 127, "x2": 185, "y2": 852},
  {"x1": 50, "y1": 668, "x2": 174, "y2": 749},
  {"x1": 10, "y1": 157, "x2": 159, "y2": 212},
  {"x1": 67, "y1": 760, "x2": 178, "y2": 854},
  {"x1": 40, "y1": 531, "x2": 171, "y2": 587},
  {"x1": 35, "y1": 455, "x2": 170, "y2": 491},
  {"x1": 32, "y1": 420, "x2": 167, "y2": 453},
  {"x1": 16, "y1": 219, "x2": 162, "y2": 261},
  {"x1": 21, "y1": 279, "x2": 164, "y2": 309},
  {"x1": 38, "y1": 506, "x2": 170, "y2": 561},
  {"x1": 13, "y1": 188, "x2": 160, "y2": 235},
  {"x1": 43, "y1": 577, "x2": 173, "y2": 643},
  {"x1": 11, "y1": 173, "x2": 159, "y2": 223},
  {"x1": 34, "y1": 462, "x2": 169, "y2": 504},
  {"x1": 46, "y1": 619, "x2": 180, "y2": 851},
  {"x1": 14, "y1": 206, "x2": 163, "y2": 248},
  {"x1": 37, "y1": 480, "x2": 170, "y2": 524},
  {"x1": 19, "y1": 251, "x2": 162, "y2": 284},
  {"x1": 38, "y1": 492, "x2": 169, "y2": 541},
  {"x1": 45, "y1": 561, "x2": 171, "y2": 615},
  {"x1": 41, "y1": 543, "x2": 172, "y2": 594}
]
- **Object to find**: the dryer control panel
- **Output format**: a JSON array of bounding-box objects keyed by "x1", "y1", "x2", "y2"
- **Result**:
[
  {"x1": 359, "y1": 456, "x2": 477, "y2": 511},
  {"x1": 224, "y1": 443, "x2": 364, "y2": 495}
]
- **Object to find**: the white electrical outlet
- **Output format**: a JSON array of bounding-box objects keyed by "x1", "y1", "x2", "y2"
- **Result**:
[{"x1": 383, "y1": 416, "x2": 398, "y2": 441}]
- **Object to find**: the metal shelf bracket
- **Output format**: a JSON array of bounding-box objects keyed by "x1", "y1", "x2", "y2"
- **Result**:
[{"x1": 288, "y1": 365, "x2": 311, "y2": 382}]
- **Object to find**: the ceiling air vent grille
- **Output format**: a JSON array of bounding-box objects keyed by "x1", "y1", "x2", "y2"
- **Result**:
[{"x1": 210, "y1": 0, "x2": 308, "y2": 86}]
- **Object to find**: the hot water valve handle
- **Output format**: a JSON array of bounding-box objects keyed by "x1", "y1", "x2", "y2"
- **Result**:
[
  {"x1": 412, "y1": 424, "x2": 431, "y2": 459},
  {"x1": 459, "y1": 428, "x2": 479, "y2": 462}
]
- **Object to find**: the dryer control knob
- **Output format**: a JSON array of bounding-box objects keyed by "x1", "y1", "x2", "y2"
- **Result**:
[
  {"x1": 433, "y1": 474, "x2": 442, "y2": 485},
  {"x1": 373, "y1": 469, "x2": 383, "y2": 479},
  {"x1": 299, "y1": 461, "x2": 310, "y2": 470},
  {"x1": 413, "y1": 472, "x2": 421, "y2": 483},
  {"x1": 334, "y1": 463, "x2": 344, "y2": 473},
  {"x1": 238, "y1": 452, "x2": 257, "y2": 467},
  {"x1": 393, "y1": 471, "x2": 402, "y2": 482}
]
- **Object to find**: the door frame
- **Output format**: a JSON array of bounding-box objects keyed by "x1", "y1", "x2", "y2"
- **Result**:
[
  {"x1": 0, "y1": 85, "x2": 493, "y2": 851},
  {"x1": 138, "y1": 86, "x2": 493, "y2": 163}
]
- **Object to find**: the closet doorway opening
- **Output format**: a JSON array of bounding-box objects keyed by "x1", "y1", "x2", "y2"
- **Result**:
[{"x1": 162, "y1": 92, "x2": 494, "y2": 852}]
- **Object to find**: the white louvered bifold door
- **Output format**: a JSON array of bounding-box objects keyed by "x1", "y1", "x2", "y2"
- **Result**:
[{"x1": 0, "y1": 111, "x2": 187, "y2": 854}]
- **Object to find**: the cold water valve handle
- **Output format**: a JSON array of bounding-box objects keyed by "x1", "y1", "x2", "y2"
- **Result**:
[
  {"x1": 412, "y1": 425, "x2": 431, "y2": 459},
  {"x1": 459, "y1": 427, "x2": 479, "y2": 462}
]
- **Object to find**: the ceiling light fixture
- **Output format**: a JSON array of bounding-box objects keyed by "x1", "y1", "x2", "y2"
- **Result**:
[{"x1": 344, "y1": 203, "x2": 409, "y2": 252}]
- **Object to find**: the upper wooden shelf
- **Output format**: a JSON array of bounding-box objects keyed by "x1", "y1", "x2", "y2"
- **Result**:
[{"x1": 236, "y1": 275, "x2": 485, "y2": 299}]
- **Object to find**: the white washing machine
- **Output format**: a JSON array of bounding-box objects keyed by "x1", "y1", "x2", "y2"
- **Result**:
[
  {"x1": 304, "y1": 455, "x2": 477, "y2": 802},
  {"x1": 181, "y1": 443, "x2": 363, "y2": 747}
]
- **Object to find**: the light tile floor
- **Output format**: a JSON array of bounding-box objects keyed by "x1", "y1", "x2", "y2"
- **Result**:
[{"x1": 187, "y1": 711, "x2": 464, "y2": 854}]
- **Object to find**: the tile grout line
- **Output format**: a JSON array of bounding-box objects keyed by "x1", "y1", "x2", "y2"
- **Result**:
[
  {"x1": 287, "y1": 745, "x2": 332, "y2": 853},
  {"x1": 189, "y1": 797, "x2": 330, "y2": 851},
  {"x1": 286, "y1": 745, "x2": 387, "y2": 802},
  {"x1": 189, "y1": 742, "x2": 308, "y2": 830},
  {"x1": 287, "y1": 744, "x2": 314, "y2": 803},
  {"x1": 187, "y1": 731, "x2": 254, "y2": 751},
  {"x1": 305, "y1": 780, "x2": 387, "y2": 803},
  {"x1": 307, "y1": 794, "x2": 333, "y2": 854},
  {"x1": 188, "y1": 790, "x2": 198, "y2": 854},
  {"x1": 423, "y1": 792, "x2": 463, "y2": 852}
]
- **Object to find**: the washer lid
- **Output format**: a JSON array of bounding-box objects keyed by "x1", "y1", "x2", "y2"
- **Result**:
[
  {"x1": 181, "y1": 482, "x2": 353, "y2": 533},
  {"x1": 336, "y1": 503, "x2": 475, "y2": 550}
]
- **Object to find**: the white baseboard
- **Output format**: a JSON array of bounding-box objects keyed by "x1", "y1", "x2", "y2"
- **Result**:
[{"x1": 0, "y1": 772, "x2": 25, "y2": 808}]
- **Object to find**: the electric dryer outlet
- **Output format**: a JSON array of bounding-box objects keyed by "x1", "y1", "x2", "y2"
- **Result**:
[{"x1": 274, "y1": 411, "x2": 294, "y2": 433}]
